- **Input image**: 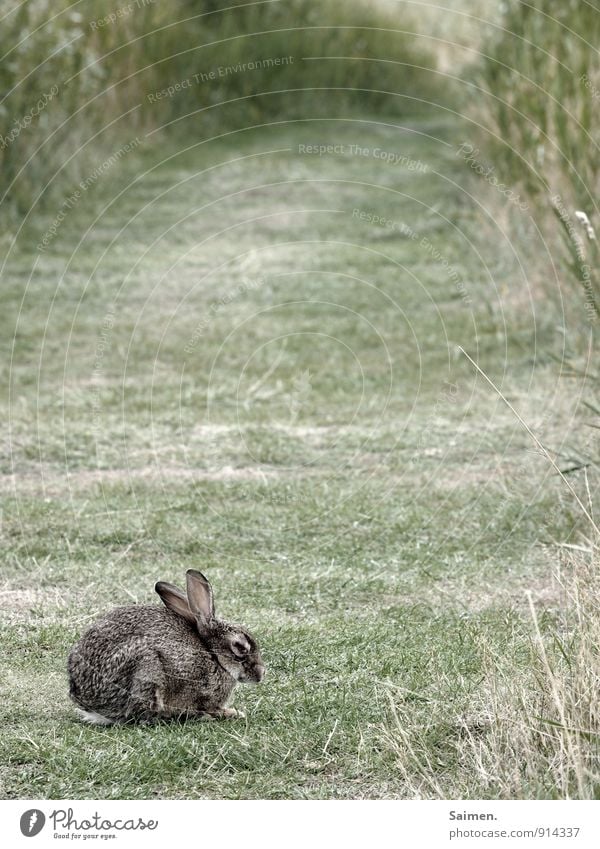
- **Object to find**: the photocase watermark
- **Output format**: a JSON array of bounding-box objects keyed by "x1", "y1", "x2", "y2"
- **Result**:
[
  {"x1": 89, "y1": 0, "x2": 155, "y2": 29},
  {"x1": 195, "y1": 55, "x2": 294, "y2": 83},
  {"x1": 456, "y1": 142, "x2": 529, "y2": 211},
  {"x1": 91, "y1": 307, "x2": 116, "y2": 436},
  {"x1": 285, "y1": 369, "x2": 312, "y2": 425},
  {"x1": 420, "y1": 236, "x2": 473, "y2": 307},
  {"x1": 184, "y1": 276, "x2": 265, "y2": 354},
  {"x1": 348, "y1": 143, "x2": 428, "y2": 171},
  {"x1": 412, "y1": 379, "x2": 460, "y2": 463},
  {"x1": 0, "y1": 84, "x2": 59, "y2": 150},
  {"x1": 580, "y1": 72, "x2": 600, "y2": 101},
  {"x1": 37, "y1": 136, "x2": 141, "y2": 251},
  {"x1": 20, "y1": 809, "x2": 46, "y2": 837},
  {"x1": 353, "y1": 206, "x2": 472, "y2": 306},
  {"x1": 236, "y1": 335, "x2": 314, "y2": 427},
  {"x1": 19, "y1": 807, "x2": 158, "y2": 837},
  {"x1": 352, "y1": 207, "x2": 418, "y2": 239},
  {"x1": 298, "y1": 142, "x2": 428, "y2": 172},
  {"x1": 147, "y1": 56, "x2": 294, "y2": 102},
  {"x1": 552, "y1": 193, "x2": 597, "y2": 323},
  {"x1": 299, "y1": 143, "x2": 345, "y2": 156},
  {"x1": 50, "y1": 807, "x2": 158, "y2": 833}
]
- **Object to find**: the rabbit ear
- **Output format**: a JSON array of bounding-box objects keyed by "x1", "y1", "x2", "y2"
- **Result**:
[
  {"x1": 186, "y1": 569, "x2": 214, "y2": 622},
  {"x1": 155, "y1": 581, "x2": 195, "y2": 625}
]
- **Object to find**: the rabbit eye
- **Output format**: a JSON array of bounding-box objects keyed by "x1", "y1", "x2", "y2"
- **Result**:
[{"x1": 231, "y1": 640, "x2": 249, "y2": 657}]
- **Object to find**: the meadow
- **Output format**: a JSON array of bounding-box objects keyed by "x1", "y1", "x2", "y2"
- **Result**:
[{"x1": 1, "y1": 0, "x2": 599, "y2": 799}]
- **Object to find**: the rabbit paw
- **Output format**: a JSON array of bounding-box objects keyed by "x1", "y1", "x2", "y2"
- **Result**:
[{"x1": 219, "y1": 707, "x2": 245, "y2": 719}]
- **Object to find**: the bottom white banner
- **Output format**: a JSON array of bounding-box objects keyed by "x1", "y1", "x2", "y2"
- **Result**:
[{"x1": 0, "y1": 800, "x2": 597, "y2": 848}]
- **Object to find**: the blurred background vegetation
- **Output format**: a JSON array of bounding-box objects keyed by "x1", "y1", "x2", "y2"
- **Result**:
[
  {"x1": 0, "y1": 0, "x2": 439, "y2": 221},
  {"x1": 474, "y1": 0, "x2": 600, "y2": 330},
  {"x1": 2, "y1": 0, "x2": 598, "y2": 330}
]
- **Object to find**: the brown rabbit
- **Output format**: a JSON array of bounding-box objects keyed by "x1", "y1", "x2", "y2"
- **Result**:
[{"x1": 67, "y1": 570, "x2": 264, "y2": 725}]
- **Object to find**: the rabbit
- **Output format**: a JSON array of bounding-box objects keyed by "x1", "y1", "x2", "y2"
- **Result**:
[{"x1": 67, "y1": 569, "x2": 265, "y2": 725}]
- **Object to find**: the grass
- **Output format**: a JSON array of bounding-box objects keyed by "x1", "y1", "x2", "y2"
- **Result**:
[
  {"x1": 472, "y1": 0, "x2": 600, "y2": 327},
  {"x1": 0, "y1": 0, "x2": 437, "y2": 219},
  {"x1": 2, "y1": 104, "x2": 599, "y2": 798},
  {"x1": 383, "y1": 550, "x2": 600, "y2": 799}
]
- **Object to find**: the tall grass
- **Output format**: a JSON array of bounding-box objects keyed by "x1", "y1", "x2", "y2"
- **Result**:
[
  {"x1": 0, "y1": 0, "x2": 437, "y2": 224},
  {"x1": 474, "y1": 0, "x2": 600, "y2": 325},
  {"x1": 458, "y1": 2, "x2": 600, "y2": 788},
  {"x1": 379, "y1": 350, "x2": 600, "y2": 798},
  {"x1": 381, "y1": 547, "x2": 600, "y2": 798}
]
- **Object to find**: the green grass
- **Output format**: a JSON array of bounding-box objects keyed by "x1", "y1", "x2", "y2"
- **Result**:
[
  {"x1": 473, "y1": 0, "x2": 600, "y2": 326},
  {"x1": 0, "y1": 0, "x2": 437, "y2": 219},
  {"x1": 1, "y1": 111, "x2": 597, "y2": 799}
]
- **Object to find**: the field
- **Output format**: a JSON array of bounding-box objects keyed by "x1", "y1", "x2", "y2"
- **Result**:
[
  {"x1": 2, "y1": 106, "x2": 597, "y2": 798},
  {"x1": 2, "y1": 0, "x2": 600, "y2": 801}
]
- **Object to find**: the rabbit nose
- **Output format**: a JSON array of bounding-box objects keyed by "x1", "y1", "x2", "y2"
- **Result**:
[{"x1": 255, "y1": 663, "x2": 266, "y2": 682}]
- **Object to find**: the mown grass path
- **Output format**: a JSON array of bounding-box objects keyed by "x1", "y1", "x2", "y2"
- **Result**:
[{"x1": 1, "y1": 115, "x2": 579, "y2": 797}]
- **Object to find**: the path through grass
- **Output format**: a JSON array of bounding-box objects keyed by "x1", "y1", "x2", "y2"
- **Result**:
[{"x1": 1, "y1": 113, "x2": 586, "y2": 798}]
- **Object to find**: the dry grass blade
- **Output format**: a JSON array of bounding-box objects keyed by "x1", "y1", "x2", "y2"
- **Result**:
[{"x1": 459, "y1": 346, "x2": 600, "y2": 539}]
